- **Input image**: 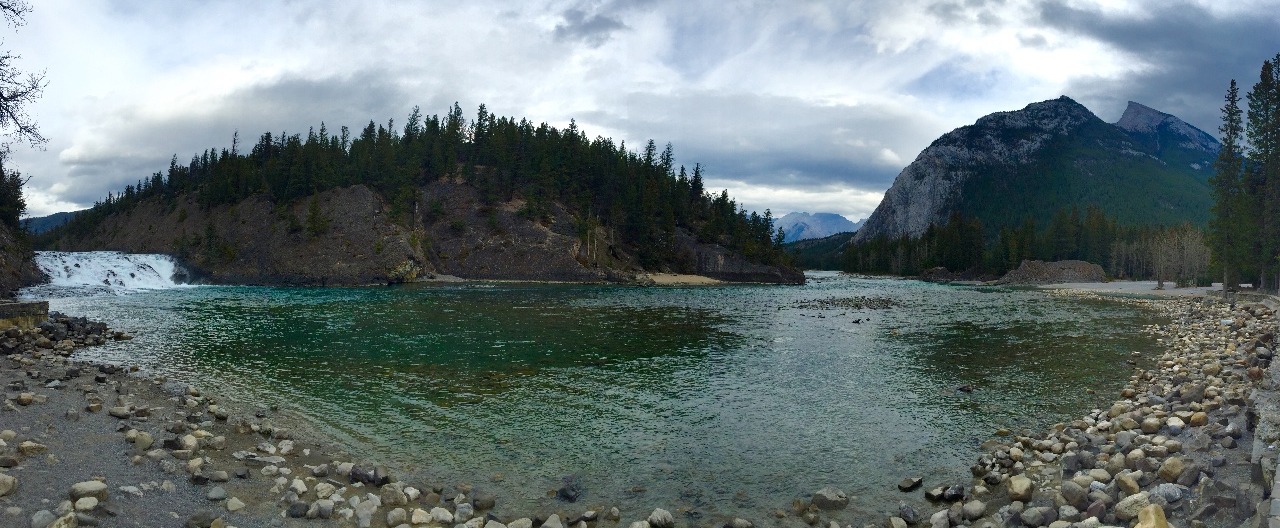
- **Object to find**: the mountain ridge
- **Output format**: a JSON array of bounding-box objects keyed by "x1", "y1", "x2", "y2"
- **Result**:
[
  {"x1": 776, "y1": 212, "x2": 862, "y2": 243},
  {"x1": 853, "y1": 96, "x2": 1218, "y2": 244}
]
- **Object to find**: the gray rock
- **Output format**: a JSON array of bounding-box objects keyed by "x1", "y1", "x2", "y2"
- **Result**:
[
  {"x1": 1114, "y1": 491, "x2": 1149, "y2": 521},
  {"x1": 898, "y1": 477, "x2": 923, "y2": 492},
  {"x1": 542, "y1": 514, "x2": 564, "y2": 528},
  {"x1": 455, "y1": 502, "x2": 475, "y2": 522},
  {"x1": 1060, "y1": 480, "x2": 1086, "y2": 508},
  {"x1": 962, "y1": 500, "x2": 985, "y2": 521},
  {"x1": 1154, "y1": 483, "x2": 1184, "y2": 502},
  {"x1": 30, "y1": 510, "x2": 56, "y2": 528},
  {"x1": 206, "y1": 486, "x2": 226, "y2": 501},
  {"x1": 387, "y1": 508, "x2": 408, "y2": 525},
  {"x1": 811, "y1": 487, "x2": 849, "y2": 510},
  {"x1": 1019, "y1": 506, "x2": 1056, "y2": 527},
  {"x1": 648, "y1": 508, "x2": 675, "y2": 528},
  {"x1": 432, "y1": 507, "x2": 455, "y2": 524}
]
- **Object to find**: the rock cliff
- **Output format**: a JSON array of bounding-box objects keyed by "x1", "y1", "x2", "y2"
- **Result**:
[
  {"x1": 853, "y1": 96, "x2": 1218, "y2": 244},
  {"x1": 0, "y1": 222, "x2": 43, "y2": 298}
]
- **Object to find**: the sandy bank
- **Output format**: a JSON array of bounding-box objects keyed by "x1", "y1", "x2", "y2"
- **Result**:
[{"x1": 639, "y1": 273, "x2": 723, "y2": 286}]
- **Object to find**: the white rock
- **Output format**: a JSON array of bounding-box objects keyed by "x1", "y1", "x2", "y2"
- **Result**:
[{"x1": 431, "y1": 506, "x2": 455, "y2": 524}]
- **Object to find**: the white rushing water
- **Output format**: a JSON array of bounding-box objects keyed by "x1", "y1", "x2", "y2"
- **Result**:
[{"x1": 28, "y1": 251, "x2": 192, "y2": 297}]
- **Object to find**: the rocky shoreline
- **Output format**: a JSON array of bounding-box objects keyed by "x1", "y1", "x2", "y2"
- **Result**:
[
  {"x1": 2, "y1": 292, "x2": 1276, "y2": 528},
  {"x1": 866, "y1": 292, "x2": 1275, "y2": 528}
]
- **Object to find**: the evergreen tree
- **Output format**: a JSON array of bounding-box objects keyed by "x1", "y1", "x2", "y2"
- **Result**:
[{"x1": 1209, "y1": 79, "x2": 1246, "y2": 289}]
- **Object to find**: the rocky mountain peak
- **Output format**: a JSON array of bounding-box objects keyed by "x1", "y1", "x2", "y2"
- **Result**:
[{"x1": 1115, "y1": 101, "x2": 1219, "y2": 153}]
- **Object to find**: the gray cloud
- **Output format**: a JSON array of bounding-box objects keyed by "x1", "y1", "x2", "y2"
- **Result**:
[
  {"x1": 553, "y1": 7, "x2": 627, "y2": 46},
  {"x1": 53, "y1": 70, "x2": 421, "y2": 206},
  {"x1": 1040, "y1": 1, "x2": 1280, "y2": 132},
  {"x1": 578, "y1": 91, "x2": 940, "y2": 193}
]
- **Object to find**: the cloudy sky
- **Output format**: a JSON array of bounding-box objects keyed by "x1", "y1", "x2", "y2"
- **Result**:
[{"x1": 6, "y1": 0, "x2": 1279, "y2": 220}]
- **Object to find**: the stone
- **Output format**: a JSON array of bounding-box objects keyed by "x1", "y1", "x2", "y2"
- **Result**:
[
  {"x1": 812, "y1": 487, "x2": 849, "y2": 510},
  {"x1": 431, "y1": 507, "x2": 454, "y2": 524},
  {"x1": 1115, "y1": 492, "x2": 1150, "y2": 521},
  {"x1": 134, "y1": 431, "x2": 154, "y2": 451},
  {"x1": 30, "y1": 510, "x2": 57, "y2": 528},
  {"x1": 206, "y1": 486, "x2": 226, "y2": 501},
  {"x1": 1135, "y1": 503, "x2": 1168, "y2": 528},
  {"x1": 1141, "y1": 418, "x2": 1162, "y2": 434},
  {"x1": 1020, "y1": 506, "x2": 1056, "y2": 527},
  {"x1": 73, "y1": 496, "x2": 97, "y2": 512},
  {"x1": 70, "y1": 480, "x2": 108, "y2": 500},
  {"x1": 887, "y1": 518, "x2": 907, "y2": 528},
  {"x1": 962, "y1": 500, "x2": 985, "y2": 521},
  {"x1": 287, "y1": 501, "x2": 308, "y2": 518},
  {"x1": 18, "y1": 441, "x2": 47, "y2": 456},
  {"x1": 929, "y1": 510, "x2": 949, "y2": 528},
  {"x1": 226, "y1": 497, "x2": 245, "y2": 512},
  {"x1": 1157, "y1": 457, "x2": 1186, "y2": 482},
  {"x1": 543, "y1": 515, "x2": 565, "y2": 528},
  {"x1": 648, "y1": 508, "x2": 675, "y2": 528},
  {"x1": 897, "y1": 502, "x2": 920, "y2": 525},
  {"x1": 108, "y1": 406, "x2": 130, "y2": 418},
  {"x1": 455, "y1": 502, "x2": 475, "y2": 521},
  {"x1": 0, "y1": 473, "x2": 14, "y2": 497},
  {"x1": 731, "y1": 518, "x2": 752, "y2": 528},
  {"x1": 1117, "y1": 473, "x2": 1141, "y2": 495},
  {"x1": 315, "y1": 499, "x2": 335, "y2": 519},
  {"x1": 898, "y1": 477, "x2": 923, "y2": 492},
  {"x1": 1060, "y1": 480, "x2": 1087, "y2": 508},
  {"x1": 486, "y1": 521, "x2": 508, "y2": 528},
  {"x1": 1008, "y1": 475, "x2": 1033, "y2": 501},
  {"x1": 1189, "y1": 412, "x2": 1208, "y2": 427},
  {"x1": 510, "y1": 518, "x2": 534, "y2": 528},
  {"x1": 411, "y1": 509, "x2": 431, "y2": 524},
  {"x1": 315, "y1": 482, "x2": 336, "y2": 499},
  {"x1": 387, "y1": 507, "x2": 408, "y2": 525}
]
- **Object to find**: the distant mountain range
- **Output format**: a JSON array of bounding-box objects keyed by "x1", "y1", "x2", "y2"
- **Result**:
[
  {"x1": 854, "y1": 97, "x2": 1219, "y2": 243},
  {"x1": 775, "y1": 212, "x2": 862, "y2": 243},
  {"x1": 23, "y1": 211, "x2": 79, "y2": 234}
]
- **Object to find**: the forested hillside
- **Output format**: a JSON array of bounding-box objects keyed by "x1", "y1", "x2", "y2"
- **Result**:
[{"x1": 44, "y1": 104, "x2": 798, "y2": 282}]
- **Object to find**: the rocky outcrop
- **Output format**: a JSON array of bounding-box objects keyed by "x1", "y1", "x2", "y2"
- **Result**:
[
  {"x1": 853, "y1": 96, "x2": 1218, "y2": 244},
  {"x1": 992, "y1": 259, "x2": 1106, "y2": 285},
  {"x1": 0, "y1": 222, "x2": 44, "y2": 298},
  {"x1": 43, "y1": 181, "x2": 803, "y2": 285},
  {"x1": 45, "y1": 185, "x2": 425, "y2": 286}
]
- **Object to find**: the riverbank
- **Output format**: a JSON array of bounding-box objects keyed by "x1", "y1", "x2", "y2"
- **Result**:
[{"x1": 873, "y1": 292, "x2": 1275, "y2": 528}]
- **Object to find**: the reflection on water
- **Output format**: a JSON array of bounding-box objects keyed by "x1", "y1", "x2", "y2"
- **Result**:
[{"x1": 24, "y1": 272, "x2": 1161, "y2": 522}]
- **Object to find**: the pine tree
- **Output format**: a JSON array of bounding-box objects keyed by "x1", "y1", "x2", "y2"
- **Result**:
[{"x1": 1209, "y1": 79, "x2": 1246, "y2": 290}]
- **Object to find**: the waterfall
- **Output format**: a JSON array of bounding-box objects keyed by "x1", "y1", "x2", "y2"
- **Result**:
[{"x1": 28, "y1": 251, "x2": 193, "y2": 296}]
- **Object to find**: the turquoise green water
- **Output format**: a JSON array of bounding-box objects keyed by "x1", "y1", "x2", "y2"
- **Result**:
[{"x1": 28, "y1": 272, "x2": 1160, "y2": 522}]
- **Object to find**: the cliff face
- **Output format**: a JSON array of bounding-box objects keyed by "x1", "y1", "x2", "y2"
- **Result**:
[
  {"x1": 0, "y1": 222, "x2": 43, "y2": 297},
  {"x1": 45, "y1": 185, "x2": 425, "y2": 286},
  {"x1": 853, "y1": 96, "x2": 1219, "y2": 243},
  {"x1": 45, "y1": 181, "x2": 803, "y2": 285}
]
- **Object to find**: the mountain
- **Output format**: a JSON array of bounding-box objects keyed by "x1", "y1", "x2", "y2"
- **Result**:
[
  {"x1": 22, "y1": 210, "x2": 79, "y2": 234},
  {"x1": 775, "y1": 212, "x2": 862, "y2": 242},
  {"x1": 853, "y1": 96, "x2": 1219, "y2": 243}
]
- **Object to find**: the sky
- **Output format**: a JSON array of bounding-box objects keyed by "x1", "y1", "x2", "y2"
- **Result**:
[{"x1": 5, "y1": 0, "x2": 1279, "y2": 221}]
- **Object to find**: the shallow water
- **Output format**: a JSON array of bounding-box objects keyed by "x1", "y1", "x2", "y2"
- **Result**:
[{"x1": 23, "y1": 270, "x2": 1161, "y2": 522}]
